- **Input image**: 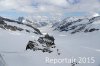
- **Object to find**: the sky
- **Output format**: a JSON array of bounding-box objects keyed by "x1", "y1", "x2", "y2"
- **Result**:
[{"x1": 0, "y1": 0, "x2": 100, "y2": 19}]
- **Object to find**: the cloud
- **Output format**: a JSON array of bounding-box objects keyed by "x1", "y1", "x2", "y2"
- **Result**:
[
  {"x1": 92, "y1": 13, "x2": 99, "y2": 17},
  {"x1": 0, "y1": 0, "x2": 34, "y2": 13},
  {"x1": 67, "y1": 0, "x2": 80, "y2": 4},
  {"x1": 0, "y1": 0, "x2": 100, "y2": 18},
  {"x1": 65, "y1": 0, "x2": 100, "y2": 12},
  {"x1": 33, "y1": 0, "x2": 69, "y2": 7}
]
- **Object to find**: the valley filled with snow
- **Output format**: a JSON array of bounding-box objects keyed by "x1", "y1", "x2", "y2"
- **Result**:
[{"x1": 0, "y1": 16, "x2": 100, "y2": 66}]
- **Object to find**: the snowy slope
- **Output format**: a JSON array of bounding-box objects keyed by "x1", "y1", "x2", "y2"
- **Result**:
[
  {"x1": 0, "y1": 16, "x2": 58, "y2": 66},
  {"x1": 0, "y1": 16, "x2": 100, "y2": 66},
  {"x1": 39, "y1": 26, "x2": 100, "y2": 66},
  {"x1": 0, "y1": 54, "x2": 6, "y2": 66},
  {"x1": 54, "y1": 16, "x2": 100, "y2": 34}
]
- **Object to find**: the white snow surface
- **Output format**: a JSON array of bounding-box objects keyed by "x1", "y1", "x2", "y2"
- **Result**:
[{"x1": 0, "y1": 24, "x2": 100, "y2": 66}]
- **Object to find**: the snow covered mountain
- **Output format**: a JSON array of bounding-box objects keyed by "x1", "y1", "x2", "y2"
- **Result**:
[
  {"x1": 0, "y1": 16, "x2": 42, "y2": 35},
  {"x1": 54, "y1": 16, "x2": 100, "y2": 34},
  {"x1": 17, "y1": 16, "x2": 49, "y2": 28},
  {"x1": 0, "y1": 16, "x2": 100, "y2": 66}
]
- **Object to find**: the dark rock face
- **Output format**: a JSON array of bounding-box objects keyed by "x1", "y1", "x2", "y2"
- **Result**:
[
  {"x1": 18, "y1": 17, "x2": 24, "y2": 23},
  {"x1": 38, "y1": 34, "x2": 55, "y2": 46},
  {"x1": 26, "y1": 34, "x2": 57, "y2": 53},
  {"x1": 84, "y1": 28, "x2": 99, "y2": 32},
  {"x1": 71, "y1": 62, "x2": 79, "y2": 66},
  {"x1": 25, "y1": 24, "x2": 42, "y2": 35},
  {"x1": 26, "y1": 41, "x2": 38, "y2": 51},
  {"x1": 0, "y1": 21, "x2": 30, "y2": 33},
  {"x1": 54, "y1": 16, "x2": 100, "y2": 34}
]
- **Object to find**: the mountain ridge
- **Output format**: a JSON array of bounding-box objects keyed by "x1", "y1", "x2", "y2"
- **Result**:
[
  {"x1": 53, "y1": 16, "x2": 100, "y2": 34},
  {"x1": 0, "y1": 16, "x2": 42, "y2": 35}
]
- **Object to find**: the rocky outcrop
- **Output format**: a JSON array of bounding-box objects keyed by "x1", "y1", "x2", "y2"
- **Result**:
[{"x1": 26, "y1": 34, "x2": 58, "y2": 54}]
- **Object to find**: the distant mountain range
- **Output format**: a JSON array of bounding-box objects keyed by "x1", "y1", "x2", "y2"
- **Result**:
[
  {"x1": 1, "y1": 15, "x2": 100, "y2": 35},
  {"x1": 0, "y1": 16, "x2": 42, "y2": 35},
  {"x1": 53, "y1": 16, "x2": 100, "y2": 34},
  {"x1": 17, "y1": 17, "x2": 49, "y2": 28}
]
